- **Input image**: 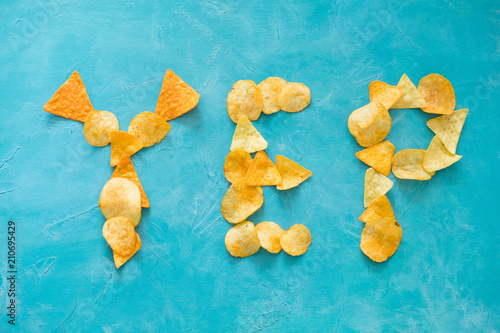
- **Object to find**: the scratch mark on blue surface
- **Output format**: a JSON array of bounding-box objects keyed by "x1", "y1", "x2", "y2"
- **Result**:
[
  {"x1": 147, "y1": 246, "x2": 176, "y2": 270},
  {"x1": 45, "y1": 205, "x2": 99, "y2": 234},
  {"x1": 58, "y1": 303, "x2": 78, "y2": 330},
  {"x1": 200, "y1": 215, "x2": 222, "y2": 235}
]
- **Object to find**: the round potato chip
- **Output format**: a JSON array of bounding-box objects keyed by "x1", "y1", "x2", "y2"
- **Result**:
[
  {"x1": 360, "y1": 218, "x2": 402, "y2": 263},
  {"x1": 83, "y1": 111, "x2": 119, "y2": 147},
  {"x1": 128, "y1": 111, "x2": 171, "y2": 148},
  {"x1": 392, "y1": 149, "x2": 435, "y2": 180},
  {"x1": 277, "y1": 82, "x2": 311, "y2": 113},
  {"x1": 348, "y1": 101, "x2": 392, "y2": 148},
  {"x1": 221, "y1": 179, "x2": 263, "y2": 224},
  {"x1": 258, "y1": 77, "x2": 287, "y2": 114},
  {"x1": 224, "y1": 150, "x2": 253, "y2": 183},
  {"x1": 102, "y1": 216, "x2": 137, "y2": 256},
  {"x1": 280, "y1": 224, "x2": 311, "y2": 256},
  {"x1": 99, "y1": 178, "x2": 141, "y2": 227},
  {"x1": 418, "y1": 74, "x2": 455, "y2": 115},
  {"x1": 255, "y1": 222, "x2": 284, "y2": 253},
  {"x1": 227, "y1": 80, "x2": 263, "y2": 123},
  {"x1": 225, "y1": 221, "x2": 260, "y2": 257}
]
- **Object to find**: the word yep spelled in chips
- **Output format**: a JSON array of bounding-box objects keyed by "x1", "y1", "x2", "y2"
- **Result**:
[{"x1": 44, "y1": 70, "x2": 199, "y2": 268}]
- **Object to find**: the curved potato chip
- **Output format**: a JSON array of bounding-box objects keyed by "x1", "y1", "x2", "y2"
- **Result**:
[
  {"x1": 364, "y1": 168, "x2": 393, "y2": 207},
  {"x1": 110, "y1": 131, "x2": 143, "y2": 167},
  {"x1": 348, "y1": 101, "x2": 392, "y2": 148},
  {"x1": 255, "y1": 221, "x2": 284, "y2": 253},
  {"x1": 426, "y1": 109, "x2": 468, "y2": 154},
  {"x1": 225, "y1": 221, "x2": 260, "y2": 257},
  {"x1": 275, "y1": 155, "x2": 312, "y2": 190},
  {"x1": 221, "y1": 179, "x2": 263, "y2": 224},
  {"x1": 258, "y1": 77, "x2": 287, "y2": 114},
  {"x1": 99, "y1": 178, "x2": 141, "y2": 226},
  {"x1": 102, "y1": 216, "x2": 137, "y2": 256},
  {"x1": 369, "y1": 81, "x2": 403, "y2": 109},
  {"x1": 418, "y1": 74, "x2": 455, "y2": 115},
  {"x1": 245, "y1": 151, "x2": 282, "y2": 186},
  {"x1": 128, "y1": 111, "x2": 171, "y2": 148},
  {"x1": 83, "y1": 111, "x2": 119, "y2": 147},
  {"x1": 360, "y1": 218, "x2": 402, "y2": 262},
  {"x1": 359, "y1": 195, "x2": 395, "y2": 223},
  {"x1": 224, "y1": 150, "x2": 253, "y2": 183},
  {"x1": 111, "y1": 155, "x2": 150, "y2": 208},
  {"x1": 277, "y1": 82, "x2": 311, "y2": 113},
  {"x1": 114, "y1": 233, "x2": 141, "y2": 268},
  {"x1": 423, "y1": 135, "x2": 462, "y2": 172},
  {"x1": 230, "y1": 115, "x2": 268, "y2": 153},
  {"x1": 227, "y1": 80, "x2": 263, "y2": 123},
  {"x1": 355, "y1": 140, "x2": 395, "y2": 176},
  {"x1": 392, "y1": 149, "x2": 435, "y2": 180},
  {"x1": 392, "y1": 74, "x2": 427, "y2": 109},
  {"x1": 280, "y1": 224, "x2": 311, "y2": 256}
]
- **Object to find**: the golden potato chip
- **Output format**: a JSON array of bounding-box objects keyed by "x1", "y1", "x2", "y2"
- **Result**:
[
  {"x1": 221, "y1": 179, "x2": 264, "y2": 224},
  {"x1": 102, "y1": 216, "x2": 137, "y2": 256},
  {"x1": 276, "y1": 82, "x2": 311, "y2": 113},
  {"x1": 99, "y1": 178, "x2": 141, "y2": 227},
  {"x1": 423, "y1": 135, "x2": 462, "y2": 172},
  {"x1": 110, "y1": 131, "x2": 143, "y2": 167},
  {"x1": 83, "y1": 111, "x2": 119, "y2": 147},
  {"x1": 111, "y1": 155, "x2": 150, "y2": 208},
  {"x1": 364, "y1": 168, "x2": 393, "y2": 207},
  {"x1": 128, "y1": 111, "x2": 171, "y2": 148},
  {"x1": 225, "y1": 221, "x2": 260, "y2": 257},
  {"x1": 255, "y1": 222, "x2": 284, "y2": 254},
  {"x1": 280, "y1": 224, "x2": 311, "y2": 256},
  {"x1": 418, "y1": 74, "x2": 455, "y2": 115},
  {"x1": 360, "y1": 218, "x2": 402, "y2": 262},
  {"x1": 227, "y1": 80, "x2": 263, "y2": 123},
  {"x1": 43, "y1": 71, "x2": 94, "y2": 122},
  {"x1": 369, "y1": 81, "x2": 403, "y2": 109},
  {"x1": 245, "y1": 151, "x2": 282, "y2": 186},
  {"x1": 348, "y1": 101, "x2": 392, "y2": 148},
  {"x1": 426, "y1": 109, "x2": 468, "y2": 154},
  {"x1": 359, "y1": 195, "x2": 395, "y2": 223},
  {"x1": 258, "y1": 77, "x2": 287, "y2": 114},
  {"x1": 114, "y1": 233, "x2": 141, "y2": 268},
  {"x1": 355, "y1": 140, "x2": 395, "y2": 176},
  {"x1": 230, "y1": 115, "x2": 268, "y2": 153},
  {"x1": 155, "y1": 69, "x2": 200, "y2": 121},
  {"x1": 224, "y1": 150, "x2": 253, "y2": 183},
  {"x1": 392, "y1": 149, "x2": 435, "y2": 180},
  {"x1": 275, "y1": 155, "x2": 312, "y2": 190},
  {"x1": 391, "y1": 74, "x2": 427, "y2": 109}
]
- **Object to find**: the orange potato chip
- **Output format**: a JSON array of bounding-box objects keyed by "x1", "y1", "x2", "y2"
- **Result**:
[
  {"x1": 111, "y1": 155, "x2": 150, "y2": 208},
  {"x1": 155, "y1": 69, "x2": 200, "y2": 121},
  {"x1": 280, "y1": 224, "x2": 311, "y2": 256},
  {"x1": 360, "y1": 218, "x2": 402, "y2": 262},
  {"x1": 364, "y1": 168, "x2": 393, "y2": 207},
  {"x1": 369, "y1": 81, "x2": 403, "y2": 109},
  {"x1": 221, "y1": 179, "x2": 264, "y2": 224},
  {"x1": 418, "y1": 74, "x2": 455, "y2": 115},
  {"x1": 255, "y1": 222, "x2": 284, "y2": 254},
  {"x1": 225, "y1": 221, "x2": 261, "y2": 258},
  {"x1": 392, "y1": 149, "x2": 435, "y2": 180},
  {"x1": 114, "y1": 233, "x2": 141, "y2": 268},
  {"x1": 276, "y1": 82, "x2": 311, "y2": 113},
  {"x1": 275, "y1": 155, "x2": 312, "y2": 190},
  {"x1": 245, "y1": 151, "x2": 282, "y2": 186},
  {"x1": 355, "y1": 140, "x2": 395, "y2": 176},
  {"x1": 43, "y1": 71, "x2": 94, "y2": 122},
  {"x1": 227, "y1": 80, "x2": 263, "y2": 123},
  {"x1": 359, "y1": 195, "x2": 395, "y2": 223},
  {"x1": 426, "y1": 108, "x2": 468, "y2": 154},
  {"x1": 128, "y1": 111, "x2": 171, "y2": 148},
  {"x1": 258, "y1": 77, "x2": 287, "y2": 114},
  {"x1": 348, "y1": 101, "x2": 392, "y2": 148},
  {"x1": 99, "y1": 178, "x2": 141, "y2": 227},
  {"x1": 423, "y1": 135, "x2": 462, "y2": 172},
  {"x1": 83, "y1": 111, "x2": 119, "y2": 147},
  {"x1": 110, "y1": 131, "x2": 143, "y2": 167},
  {"x1": 102, "y1": 216, "x2": 137, "y2": 256},
  {"x1": 391, "y1": 74, "x2": 427, "y2": 109},
  {"x1": 230, "y1": 115, "x2": 268, "y2": 153},
  {"x1": 224, "y1": 150, "x2": 253, "y2": 183}
]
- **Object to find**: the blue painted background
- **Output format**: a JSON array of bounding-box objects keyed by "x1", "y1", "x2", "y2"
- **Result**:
[{"x1": 1, "y1": 0, "x2": 499, "y2": 332}]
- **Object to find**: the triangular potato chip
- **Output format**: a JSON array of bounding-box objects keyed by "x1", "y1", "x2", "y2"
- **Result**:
[
  {"x1": 43, "y1": 71, "x2": 94, "y2": 122},
  {"x1": 245, "y1": 151, "x2": 282, "y2": 186},
  {"x1": 391, "y1": 74, "x2": 427, "y2": 109},
  {"x1": 155, "y1": 69, "x2": 200, "y2": 121},
  {"x1": 110, "y1": 131, "x2": 143, "y2": 167},
  {"x1": 230, "y1": 115, "x2": 268, "y2": 153},
  {"x1": 364, "y1": 168, "x2": 393, "y2": 207},
  {"x1": 128, "y1": 111, "x2": 171, "y2": 148},
  {"x1": 359, "y1": 195, "x2": 395, "y2": 223},
  {"x1": 224, "y1": 150, "x2": 253, "y2": 183},
  {"x1": 355, "y1": 140, "x2": 395, "y2": 176},
  {"x1": 114, "y1": 233, "x2": 141, "y2": 268},
  {"x1": 369, "y1": 81, "x2": 403, "y2": 109},
  {"x1": 392, "y1": 149, "x2": 435, "y2": 180},
  {"x1": 418, "y1": 74, "x2": 455, "y2": 115},
  {"x1": 426, "y1": 109, "x2": 468, "y2": 154},
  {"x1": 360, "y1": 218, "x2": 402, "y2": 262},
  {"x1": 276, "y1": 155, "x2": 312, "y2": 190},
  {"x1": 423, "y1": 135, "x2": 462, "y2": 172},
  {"x1": 111, "y1": 155, "x2": 150, "y2": 208}
]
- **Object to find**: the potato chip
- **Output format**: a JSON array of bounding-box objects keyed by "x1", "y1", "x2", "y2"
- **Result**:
[
  {"x1": 258, "y1": 77, "x2": 287, "y2": 114},
  {"x1": 360, "y1": 218, "x2": 402, "y2": 262},
  {"x1": 221, "y1": 179, "x2": 264, "y2": 224},
  {"x1": 99, "y1": 178, "x2": 141, "y2": 226},
  {"x1": 280, "y1": 224, "x2": 311, "y2": 256},
  {"x1": 364, "y1": 168, "x2": 393, "y2": 207},
  {"x1": 128, "y1": 111, "x2": 171, "y2": 148},
  {"x1": 114, "y1": 233, "x2": 141, "y2": 269},
  {"x1": 276, "y1": 82, "x2": 311, "y2": 113},
  {"x1": 111, "y1": 155, "x2": 150, "y2": 208},
  {"x1": 391, "y1": 74, "x2": 427, "y2": 109},
  {"x1": 43, "y1": 71, "x2": 94, "y2": 122},
  {"x1": 359, "y1": 195, "x2": 395, "y2": 223},
  {"x1": 245, "y1": 151, "x2": 282, "y2": 186},
  {"x1": 348, "y1": 101, "x2": 392, "y2": 148},
  {"x1": 83, "y1": 111, "x2": 119, "y2": 147},
  {"x1": 418, "y1": 74, "x2": 455, "y2": 115},
  {"x1": 369, "y1": 81, "x2": 403, "y2": 109},
  {"x1": 102, "y1": 216, "x2": 137, "y2": 256},
  {"x1": 224, "y1": 150, "x2": 253, "y2": 183},
  {"x1": 255, "y1": 222, "x2": 284, "y2": 253},
  {"x1": 110, "y1": 131, "x2": 143, "y2": 167},
  {"x1": 230, "y1": 115, "x2": 268, "y2": 153},
  {"x1": 423, "y1": 135, "x2": 462, "y2": 172},
  {"x1": 355, "y1": 140, "x2": 395, "y2": 176},
  {"x1": 225, "y1": 221, "x2": 261, "y2": 257},
  {"x1": 275, "y1": 155, "x2": 312, "y2": 190},
  {"x1": 155, "y1": 69, "x2": 200, "y2": 121},
  {"x1": 392, "y1": 149, "x2": 435, "y2": 180},
  {"x1": 227, "y1": 80, "x2": 263, "y2": 123},
  {"x1": 426, "y1": 109, "x2": 468, "y2": 154}
]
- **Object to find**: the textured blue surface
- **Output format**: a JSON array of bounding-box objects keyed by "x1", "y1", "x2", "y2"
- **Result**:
[{"x1": 1, "y1": 1, "x2": 499, "y2": 332}]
